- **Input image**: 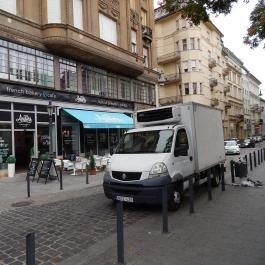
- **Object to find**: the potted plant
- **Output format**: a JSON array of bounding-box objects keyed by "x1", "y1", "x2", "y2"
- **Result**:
[
  {"x1": 6, "y1": 155, "x2": 16, "y2": 178},
  {"x1": 89, "y1": 154, "x2": 96, "y2": 175}
]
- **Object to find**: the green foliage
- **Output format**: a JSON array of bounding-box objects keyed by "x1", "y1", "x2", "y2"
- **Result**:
[
  {"x1": 89, "y1": 154, "x2": 96, "y2": 169},
  {"x1": 6, "y1": 155, "x2": 16, "y2": 164},
  {"x1": 244, "y1": 0, "x2": 265, "y2": 48},
  {"x1": 161, "y1": 0, "x2": 265, "y2": 48},
  {"x1": 39, "y1": 153, "x2": 49, "y2": 160}
]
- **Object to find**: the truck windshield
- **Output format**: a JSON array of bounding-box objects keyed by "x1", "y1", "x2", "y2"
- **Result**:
[{"x1": 115, "y1": 129, "x2": 174, "y2": 154}]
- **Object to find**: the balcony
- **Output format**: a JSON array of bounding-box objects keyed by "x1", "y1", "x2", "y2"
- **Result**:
[
  {"x1": 157, "y1": 51, "x2": 180, "y2": 64},
  {"x1": 208, "y1": 58, "x2": 217, "y2": 69},
  {"x1": 159, "y1": 96, "x2": 183, "y2": 106},
  {"x1": 222, "y1": 67, "x2": 229, "y2": 76},
  {"x1": 250, "y1": 104, "x2": 259, "y2": 111},
  {"x1": 224, "y1": 85, "x2": 230, "y2": 94},
  {"x1": 209, "y1": 78, "x2": 218, "y2": 88},
  {"x1": 225, "y1": 102, "x2": 232, "y2": 109},
  {"x1": 142, "y1": 25, "x2": 152, "y2": 43},
  {"x1": 162, "y1": 73, "x2": 181, "y2": 84},
  {"x1": 41, "y1": 24, "x2": 144, "y2": 77},
  {"x1": 211, "y1": 98, "x2": 219, "y2": 107}
]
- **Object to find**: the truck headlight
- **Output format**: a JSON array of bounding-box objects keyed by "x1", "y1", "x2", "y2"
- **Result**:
[{"x1": 149, "y1": 162, "x2": 168, "y2": 178}]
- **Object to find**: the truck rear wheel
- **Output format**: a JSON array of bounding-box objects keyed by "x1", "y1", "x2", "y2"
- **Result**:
[
  {"x1": 211, "y1": 166, "x2": 220, "y2": 187},
  {"x1": 168, "y1": 184, "x2": 182, "y2": 211}
]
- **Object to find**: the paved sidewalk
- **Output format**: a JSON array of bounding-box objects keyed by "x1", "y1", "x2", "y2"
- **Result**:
[
  {"x1": 0, "y1": 170, "x2": 104, "y2": 212},
  {"x1": 0, "y1": 163, "x2": 265, "y2": 265}
]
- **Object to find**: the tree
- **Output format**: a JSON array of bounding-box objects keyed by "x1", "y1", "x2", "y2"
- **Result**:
[
  {"x1": 243, "y1": 0, "x2": 265, "y2": 48},
  {"x1": 159, "y1": 0, "x2": 265, "y2": 48}
]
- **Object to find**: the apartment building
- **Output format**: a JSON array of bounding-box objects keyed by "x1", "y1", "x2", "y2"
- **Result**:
[
  {"x1": 222, "y1": 47, "x2": 244, "y2": 139},
  {"x1": 154, "y1": 6, "x2": 261, "y2": 140},
  {"x1": 0, "y1": 0, "x2": 158, "y2": 170}
]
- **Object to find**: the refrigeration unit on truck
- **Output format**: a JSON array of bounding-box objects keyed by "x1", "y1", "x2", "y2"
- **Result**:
[{"x1": 103, "y1": 102, "x2": 226, "y2": 210}]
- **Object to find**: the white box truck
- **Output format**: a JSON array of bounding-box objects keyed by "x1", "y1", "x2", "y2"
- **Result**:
[{"x1": 103, "y1": 102, "x2": 225, "y2": 210}]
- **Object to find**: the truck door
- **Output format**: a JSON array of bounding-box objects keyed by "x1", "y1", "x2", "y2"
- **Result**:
[{"x1": 173, "y1": 128, "x2": 194, "y2": 178}]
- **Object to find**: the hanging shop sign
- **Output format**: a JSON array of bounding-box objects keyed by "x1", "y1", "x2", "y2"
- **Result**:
[
  {"x1": 0, "y1": 83, "x2": 134, "y2": 110},
  {"x1": 14, "y1": 112, "x2": 35, "y2": 129}
]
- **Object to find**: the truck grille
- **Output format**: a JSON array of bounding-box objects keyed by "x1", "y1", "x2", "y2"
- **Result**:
[{"x1": 112, "y1": 171, "x2": 142, "y2": 181}]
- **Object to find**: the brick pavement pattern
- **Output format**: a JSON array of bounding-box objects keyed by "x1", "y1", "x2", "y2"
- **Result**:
[{"x1": 0, "y1": 163, "x2": 265, "y2": 265}]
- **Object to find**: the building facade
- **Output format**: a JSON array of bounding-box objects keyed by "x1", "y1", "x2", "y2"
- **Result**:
[
  {"x1": 0, "y1": 0, "x2": 158, "y2": 170},
  {"x1": 154, "y1": 6, "x2": 261, "y2": 140}
]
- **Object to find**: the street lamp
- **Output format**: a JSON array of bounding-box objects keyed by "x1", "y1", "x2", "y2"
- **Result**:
[{"x1": 47, "y1": 101, "x2": 54, "y2": 160}]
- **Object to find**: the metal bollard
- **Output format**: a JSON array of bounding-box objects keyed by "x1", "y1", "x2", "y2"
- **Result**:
[
  {"x1": 86, "y1": 164, "x2": 89, "y2": 184},
  {"x1": 207, "y1": 169, "x2": 212, "y2": 201},
  {"x1": 254, "y1": 151, "x2": 257, "y2": 167},
  {"x1": 221, "y1": 164, "x2": 225, "y2": 191},
  {"x1": 249, "y1": 153, "x2": 253, "y2": 171},
  {"x1": 261, "y1": 148, "x2": 263, "y2": 163},
  {"x1": 116, "y1": 200, "x2": 125, "y2": 265},
  {"x1": 244, "y1": 154, "x2": 248, "y2": 164},
  {"x1": 189, "y1": 174, "x2": 194, "y2": 213},
  {"x1": 27, "y1": 174, "x2": 30, "y2": 198},
  {"x1": 60, "y1": 167, "x2": 63, "y2": 190},
  {"x1": 162, "y1": 184, "x2": 168, "y2": 233},
  {"x1": 26, "y1": 233, "x2": 35, "y2": 265},
  {"x1": 230, "y1": 160, "x2": 235, "y2": 183},
  {"x1": 258, "y1": 150, "x2": 260, "y2": 165}
]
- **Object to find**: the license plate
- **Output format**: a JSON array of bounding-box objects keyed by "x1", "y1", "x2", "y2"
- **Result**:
[{"x1": 115, "y1": 195, "x2": 134, "y2": 203}]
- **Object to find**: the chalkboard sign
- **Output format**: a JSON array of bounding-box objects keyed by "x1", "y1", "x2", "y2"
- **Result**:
[
  {"x1": 37, "y1": 159, "x2": 58, "y2": 184},
  {"x1": 27, "y1": 158, "x2": 40, "y2": 181}
]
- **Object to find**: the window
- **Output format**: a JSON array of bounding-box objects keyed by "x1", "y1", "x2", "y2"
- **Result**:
[
  {"x1": 193, "y1": 83, "x2": 197, "y2": 94},
  {"x1": 0, "y1": 46, "x2": 8, "y2": 79},
  {"x1": 107, "y1": 74, "x2": 118, "y2": 98},
  {"x1": 73, "y1": 0, "x2": 83, "y2": 30},
  {"x1": 82, "y1": 65, "x2": 107, "y2": 96},
  {"x1": 47, "y1": 0, "x2": 61, "y2": 23},
  {"x1": 7, "y1": 42, "x2": 54, "y2": 87},
  {"x1": 131, "y1": 30, "x2": 137, "y2": 53},
  {"x1": 59, "y1": 59, "x2": 77, "y2": 92},
  {"x1": 190, "y1": 38, "x2": 195, "y2": 50},
  {"x1": 0, "y1": 0, "x2": 16, "y2": 14},
  {"x1": 141, "y1": 9, "x2": 147, "y2": 26},
  {"x1": 175, "y1": 129, "x2": 189, "y2": 156},
  {"x1": 183, "y1": 61, "x2": 188, "y2": 72},
  {"x1": 99, "y1": 13, "x2": 117, "y2": 45},
  {"x1": 184, "y1": 83, "x2": 189, "y2": 95},
  {"x1": 197, "y1": 38, "x2": 200, "y2": 50},
  {"x1": 120, "y1": 79, "x2": 131, "y2": 100},
  {"x1": 191, "y1": 60, "x2": 196, "y2": 71},
  {"x1": 182, "y1": 39, "x2": 187, "y2": 51},
  {"x1": 143, "y1": 47, "x2": 149, "y2": 67},
  {"x1": 181, "y1": 19, "x2": 186, "y2": 29}
]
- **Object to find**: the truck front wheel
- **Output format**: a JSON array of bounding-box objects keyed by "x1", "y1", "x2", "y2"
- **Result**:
[
  {"x1": 168, "y1": 185, "x2": 182, "y2": 211},
  {"x1": 211, "y1": 166, "x2": 221, "y2": 187}
]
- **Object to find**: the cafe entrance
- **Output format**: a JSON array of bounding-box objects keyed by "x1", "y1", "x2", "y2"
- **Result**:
[{"x1": 15, "y1": 131, "x2": 34, "y2": 171}]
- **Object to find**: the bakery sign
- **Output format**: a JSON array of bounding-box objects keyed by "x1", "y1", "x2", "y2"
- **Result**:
[{"x1": 14, "y1": 112, "x2": 35, "y2": 129}]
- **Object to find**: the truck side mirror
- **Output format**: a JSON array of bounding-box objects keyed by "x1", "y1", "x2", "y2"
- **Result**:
[{"x1": 174, "y1": 145, "x2": 188, "y2": 157}]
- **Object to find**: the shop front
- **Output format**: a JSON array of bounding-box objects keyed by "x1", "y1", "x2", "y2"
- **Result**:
[{"x1": 61, "y1": 108, "x2": 134, "y2": 158}]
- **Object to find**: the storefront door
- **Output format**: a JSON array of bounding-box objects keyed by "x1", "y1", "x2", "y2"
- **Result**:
[{"x1": 15, "y1": 131, "x2": 34, "y2": 171}]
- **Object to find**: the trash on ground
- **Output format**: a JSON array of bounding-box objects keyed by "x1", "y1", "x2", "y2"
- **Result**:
[{"x1": 229, "y1": 178, "x2": 263, "y2": 188}]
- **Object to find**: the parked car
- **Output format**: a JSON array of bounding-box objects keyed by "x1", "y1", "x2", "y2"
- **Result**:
[
  {"x1": 224, "y1": 140, "x2": 240, "y2": 155},
  {"x1": 239, "y1": 138, "x2": 255, "y2": 148}
]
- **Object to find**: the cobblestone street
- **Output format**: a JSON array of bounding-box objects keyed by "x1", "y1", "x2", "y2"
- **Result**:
[{"x1": 0, "y1": 189, "x2": 151, "y2": 265}]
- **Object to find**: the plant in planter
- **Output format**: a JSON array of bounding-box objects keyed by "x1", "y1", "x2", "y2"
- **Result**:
[
  {"x1": 39, "y1": 153, "x2": 49, "y2": 161},
  {"x1": 89, "y1": 154, "x2": 96, "y2": 175},
  {"x1": 6, "y1": 155, "x2": 16, "y2": 178}
]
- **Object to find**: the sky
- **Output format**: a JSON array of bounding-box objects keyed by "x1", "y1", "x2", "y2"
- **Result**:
[{"x1": 153, "y1": 0, "x2": 265, "y2": 98}]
